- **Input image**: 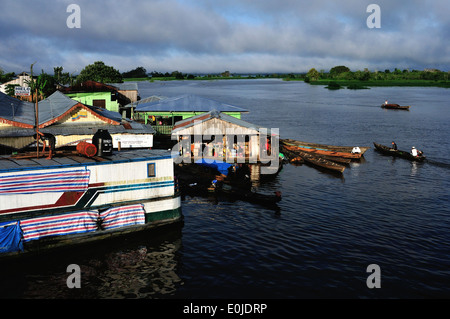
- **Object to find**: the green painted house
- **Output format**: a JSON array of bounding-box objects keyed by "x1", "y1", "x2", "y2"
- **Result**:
[
  {"x1": 59, "y1": 81, "x2": 131, "y2": 115},
  {"x1": 132, "y1": 94, "x2": 248, "y2": 134}
]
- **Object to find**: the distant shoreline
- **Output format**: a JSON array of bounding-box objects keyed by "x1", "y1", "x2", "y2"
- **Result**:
[
  {"x1": 123, "y1": 76, "x2": 449, "y2": 88},
  {"x1": 303, "y1": 79, "x2": 450, "y2": 89}
]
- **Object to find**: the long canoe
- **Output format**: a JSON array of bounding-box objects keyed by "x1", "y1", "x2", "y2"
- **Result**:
[
  {"x1": 282, "y1": 142, "x2": 362, "y2": 159},
  {"x1": 373, "y1": 142, "x2": 426, "y2": 162},
  {"x1": 281, "y1": 139, "x2": 370, "y2": 155},
  {"x1": 381, "y1": 103, "x2": 410, "y2": 110},
  {"x1": 281, "y1": 145, "x2": 346, "y2": 173}
]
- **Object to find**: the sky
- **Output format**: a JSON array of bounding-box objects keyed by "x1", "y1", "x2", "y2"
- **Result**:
[{"x1": 0, "y1": 0, "x2": 449, "y2": 75}]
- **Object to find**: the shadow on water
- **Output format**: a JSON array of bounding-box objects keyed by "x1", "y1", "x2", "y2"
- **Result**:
[{"x1": 0, "y1": 223, "x2": 185, "y2": 299}]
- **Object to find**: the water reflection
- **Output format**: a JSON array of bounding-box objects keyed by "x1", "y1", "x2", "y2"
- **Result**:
[{"x1": 1, "y1": 225, "x2": 184, "y2": 299}]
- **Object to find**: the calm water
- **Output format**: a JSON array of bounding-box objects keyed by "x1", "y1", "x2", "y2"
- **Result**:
[{"x1": 0, "y1": 79, "x2": 449, "y2": 299}]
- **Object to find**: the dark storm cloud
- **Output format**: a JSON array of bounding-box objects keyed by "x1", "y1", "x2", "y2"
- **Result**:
[{"x1": 0, "y1": 0, "x2": 448, "y2": 74}]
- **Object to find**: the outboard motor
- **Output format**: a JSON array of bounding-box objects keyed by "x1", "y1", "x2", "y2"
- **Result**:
[{"x1": 92, "y1": 129, "x2": 113, "y2": 157}]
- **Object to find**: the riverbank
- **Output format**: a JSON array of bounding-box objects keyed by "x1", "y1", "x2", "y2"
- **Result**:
[
  {"x1": 124, "y1": 76, "x2": 450, "y2": 88},
  {"x1": 305, "y1": 79, "x2": 450, "y2": 89}
]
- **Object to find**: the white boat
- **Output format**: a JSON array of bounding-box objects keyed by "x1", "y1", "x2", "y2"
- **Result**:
[{"x1": 0, "y1": 148, "x2": 182, "y2": 258}]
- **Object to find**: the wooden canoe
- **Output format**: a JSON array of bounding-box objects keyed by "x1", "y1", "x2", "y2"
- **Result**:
[
  {"x1": 281, "y1": 139, "x2": 370, "y2": 155},
  {"x1": 381, "y1": 103, "x2": 410, "y2": 110},
  {"x1": 281, "y1": 145, "x2": 345, "y2": 173},
  {"x1": 373, "y1": 142, "x2": 426, "y2": 162},
  {"x1": 296, "y1": 150, "x2": 346, "y2": 173},
  {"x1": 282, "y1": 142, "x2": 362, "y2": 159}
]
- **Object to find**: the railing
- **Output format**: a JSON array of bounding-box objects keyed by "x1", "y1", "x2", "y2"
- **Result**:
[{"x1": 152, "y1": 125, "x2": 174, "y2": 135}]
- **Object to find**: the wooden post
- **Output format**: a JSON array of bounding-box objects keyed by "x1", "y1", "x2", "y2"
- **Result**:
[{"x1": 35, "y1": 88, "x2": 39, "y2": 158}]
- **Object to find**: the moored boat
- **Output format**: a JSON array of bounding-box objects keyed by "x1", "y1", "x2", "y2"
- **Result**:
[
  {"x1": 281, "y1": 142, "x2": 362, "y2": 159},
  {"x1": 0, "y1": 148, "x2": 182, "y2": 258},
  {"x1": 280, "y1": 144, "x2": 346, "y2": 173},
  {"x1": 373, "y1": 142, "x2": 426, "y2": 162},
  {"x1": 381, "y1": 103, "x2": 410, "y2": 110},
  {"x1": 281, "y1": 139, "x2": 370, "y2": 155}
]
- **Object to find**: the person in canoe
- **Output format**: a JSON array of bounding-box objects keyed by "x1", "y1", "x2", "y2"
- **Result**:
[
  {"x1": 384, "y1": 100, "x2": 388, "y2": 105},
  {"x1": 411, "y1": 146, "x2": 424, "y2": 157},
  {"x1": 391, "y1": 141, "x2": 397, "y2": 150}
]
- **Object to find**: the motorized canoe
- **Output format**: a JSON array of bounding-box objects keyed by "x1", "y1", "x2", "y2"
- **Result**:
[
  {"x1": 373, "y1": 142, "x2": 426, "y2": 162},
  {"x1": 381, "y1": 103, "x2": 410, "y2": 110},
  {"x1": 281, "y1": 139, "x2": 370, "y2": 155}
]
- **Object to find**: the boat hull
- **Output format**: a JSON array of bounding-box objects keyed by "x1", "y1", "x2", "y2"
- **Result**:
[
  {"x1": 281, "y1": 145, "x2": 346, "y2": 173},
  {"x1": 381, "y1": 104, "x2": 410, "y2": 110}
]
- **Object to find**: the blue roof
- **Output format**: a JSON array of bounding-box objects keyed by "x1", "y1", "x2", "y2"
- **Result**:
[{"x1": 134, "y1": 94, "x2": 248, "y2": 113}]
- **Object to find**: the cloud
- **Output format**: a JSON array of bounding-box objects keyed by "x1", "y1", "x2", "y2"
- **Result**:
[{"x1": 0, "y1": 0, "x2": 448, "y2": 74}]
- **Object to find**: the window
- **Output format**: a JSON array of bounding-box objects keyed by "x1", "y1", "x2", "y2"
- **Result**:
[
  {"x1": 93, "y1": 99, "x2": 106, "y2": 108},
  {"x1": 147, "y1": 163, "x2": 156, "y2": 177}
]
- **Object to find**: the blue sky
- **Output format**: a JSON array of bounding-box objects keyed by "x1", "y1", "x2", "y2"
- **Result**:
[{"x1": 0, "y1": 0, "x2": 448, "y2": 74}]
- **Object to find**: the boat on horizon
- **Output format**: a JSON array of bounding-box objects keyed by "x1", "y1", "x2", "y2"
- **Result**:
[{"x1": 381, "y1": 103, "x2": 410, "y2": 110}]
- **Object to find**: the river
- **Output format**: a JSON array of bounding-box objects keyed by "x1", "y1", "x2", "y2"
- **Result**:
[{"x1": 0, "y1": 79, "x2": 449, "y2": 299}]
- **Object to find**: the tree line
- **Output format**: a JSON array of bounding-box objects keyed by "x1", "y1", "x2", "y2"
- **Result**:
[
  {"x1": 2, "y1": 61, "x2": 448, "y2": 100},
  {"x1": 305, "y1": 65, "x2": 449, "y2": 82}
]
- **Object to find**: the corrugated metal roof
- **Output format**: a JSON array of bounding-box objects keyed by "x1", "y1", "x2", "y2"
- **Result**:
[
  {"x1": 134, "y1": 94, "x2": 248, "y2": 113},
  {"x1": 107, "y1": 82, "x2": 139, "y2": 91},
  {"x1": 0, "y1": 91, "x2": 35, "y2": 127},
  {"x1": 0, "y1": 91, "x2": 123, "y2": 127},
  {"x1": 172, "y1": 109, "x2": 259, "y2": 133},
  {"x1": 0, "y1": 91, "x2": 154, "y2": 138},
  {"x1": 125, "y1": 95, "x2": 166, "y2": 109}
]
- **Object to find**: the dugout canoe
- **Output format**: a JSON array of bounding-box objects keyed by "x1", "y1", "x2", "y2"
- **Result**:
[
  {"x1": 381, "y1": 103, "x2": 410, "y2": 110},
  {"x1": 373, "y1": 142, "x2": 426, "y2": 162},
  {"x1": 281, "y1": 145, "x2": 345, "y2": 173},
  {"x1": 281, "y1": 139, "x2": 370, "y2": 155},
  {"x1": 281, "y1": 142, "x2": 362, "y2": 159}
]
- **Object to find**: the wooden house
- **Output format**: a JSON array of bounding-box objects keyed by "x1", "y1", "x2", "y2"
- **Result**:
[{"x1": 171, "y1": 109, "x2": 278, "y2": 164}]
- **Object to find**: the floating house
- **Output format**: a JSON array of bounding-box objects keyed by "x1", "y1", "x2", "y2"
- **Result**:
[
  {"x1": 59, "y1": 81, "x2": 132, "y2": 117},
  {"x1": 0, "y1": 91, "x2": 155, "y2": 153},
  {"x1": 133, "y1": 95, "x2": 248, "y2": 135},
  {"x1": 0, "y1": 148, "x2": 182, "y2": 257},
  {"x1": 171, "y1": 109, "x2": 278, "y2": 165}
]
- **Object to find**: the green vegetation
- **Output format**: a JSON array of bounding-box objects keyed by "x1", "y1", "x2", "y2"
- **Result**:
[
  {"x1": 78, "y1": 61, "x2": 123, "y2": 83},
  {"x1": 2, "y1": 61, "x2": 448, "y2": 103},
  {"x1": 303, "y1": 67, "x2": 450, "y2": 89}
]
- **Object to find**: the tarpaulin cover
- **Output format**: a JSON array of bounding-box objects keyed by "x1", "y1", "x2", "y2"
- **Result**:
[
  {"x1": 21, "y1": 210, "x2": 98, "y2": 242},
  {"x1": 99, "y1": 204, "x2": 145, "y2": 230},
  {"x1": 195, "y1": 158, "x2": 232, "y2": 175},
  {"x1": 0, "y1": 221, "x2": 23, "y2": 253},
  {"x1": 0, "y1": 169, "x2": 90, "y2": 195}
]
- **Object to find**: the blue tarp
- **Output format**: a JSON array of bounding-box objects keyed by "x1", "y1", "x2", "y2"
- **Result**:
[
  {"x1": 0, "y1": 221, "x2": 23, "y2": 253},
  {"x1": 195, "y1": 159, "x2": 233, "y2": 176}
]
